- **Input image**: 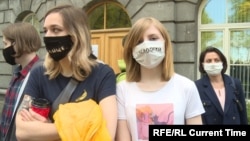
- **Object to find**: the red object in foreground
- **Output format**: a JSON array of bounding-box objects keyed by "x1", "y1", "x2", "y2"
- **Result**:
[{"x1": 31, "y1": 98, "x2": 50, "y2": 118}]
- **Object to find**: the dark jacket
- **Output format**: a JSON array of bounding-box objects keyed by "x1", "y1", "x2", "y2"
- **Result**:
[{"x1": 195, "y1": 74, "x2": 248, "y2": 125}]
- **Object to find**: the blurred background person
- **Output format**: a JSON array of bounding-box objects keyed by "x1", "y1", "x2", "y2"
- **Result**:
[
  {"x1": 0, "y1": 22, "x2": 41, "y2": 140},
  {"x1": 195, "y1": 46, "x2": 248, "y2": 124}
]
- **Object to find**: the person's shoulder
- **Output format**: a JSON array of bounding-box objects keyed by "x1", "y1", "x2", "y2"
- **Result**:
[
  {"x1": 95, "y1": 62, "x2": 113, "y2": 70},
  {"x1": 223, "y1": 74, "x2": 241, "y2": 84},
  {"x1": 223, "y1": 73, "x2": 240, "y2": 81},
  {"x1": 30, "y1": 60, "x2": 45, "y2": 72},
  {"x1": 223, "y1": 74, "x2": 231, "y2": 79},
  {"x1": 92, "y1": 62, "x2": 115, "y2": 76},
  {"x1": 194, "y1": 76, "x2": 204, "y2": 84},
  {"x1": 33, "y1": 59, "x2": 44, "y2": 67},
  {"x1": 116, "y1": 80, "x2": 132, "y2": 90},
  {"x1": 173, "y1": 73, "x2": 193, "y2": 82},
  {"x1": 171, "y1": 73, "x2": 198, "y2": 89}
]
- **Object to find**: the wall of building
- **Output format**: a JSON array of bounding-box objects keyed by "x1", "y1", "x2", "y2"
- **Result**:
[{"x1": 0, "y1": 0, "x2": 202, "y2": 107}]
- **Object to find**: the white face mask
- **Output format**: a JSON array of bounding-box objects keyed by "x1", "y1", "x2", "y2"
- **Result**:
[
  {"x1": 133, "y1": 41, "x2": 165, "y2": 69},
  {"x1": 203, "y1": 62, "x2": 223, "y2": 76}
]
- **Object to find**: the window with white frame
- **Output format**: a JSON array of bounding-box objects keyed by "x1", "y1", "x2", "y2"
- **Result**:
[{"x1": 199, "y1": 0, "x2": 250, "y2": 99}]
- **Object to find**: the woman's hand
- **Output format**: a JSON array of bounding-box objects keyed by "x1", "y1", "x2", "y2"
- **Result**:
[{"x1": 18, "y1": 108, "x2": 50, "y2": 123}]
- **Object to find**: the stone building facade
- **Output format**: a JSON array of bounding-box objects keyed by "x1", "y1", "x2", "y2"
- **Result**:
[{"x1": 0, "y1": 0, "x2": 203, "y2": 109}]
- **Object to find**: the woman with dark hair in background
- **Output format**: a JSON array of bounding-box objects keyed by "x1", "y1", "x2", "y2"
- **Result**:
[{"x1": 195, "y1": 46, "x2": 248, "y2": 124}]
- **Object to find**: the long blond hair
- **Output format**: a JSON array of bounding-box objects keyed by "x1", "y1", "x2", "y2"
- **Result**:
[{"x1": 43, "y1": 5, "x2": 97, "y2": 81}]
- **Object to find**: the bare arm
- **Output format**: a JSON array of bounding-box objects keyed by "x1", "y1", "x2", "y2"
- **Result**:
[
  {"x1": 15, "y1": 95, "x2": 61, "y2": 141},
  {"x1": 185, "y1": 115, "x2": 203, "y2": 125},
  {"x1": 115, "y1": 120, "x2": 131, "y2": 141},
  {"x1": 99, "y1": 95, "x2": 117, "y2": 141}
]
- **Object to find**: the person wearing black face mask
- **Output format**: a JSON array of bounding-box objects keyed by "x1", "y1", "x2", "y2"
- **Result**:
[
  {"x1": 0, "y1": 22, "x2": 41, "y2": 141},
  {"x1": 43, "y1": 35, "x2": 73, "y2": 61},
  {"x1": 2, "y1": 43, "x2": 16, "y2": 65},
  {"x1": 15, "y1": 5, "x2": 117, "y2": 141},
  {"x1": 43, "y1": 34, "x2": 101, "y2": 62}
]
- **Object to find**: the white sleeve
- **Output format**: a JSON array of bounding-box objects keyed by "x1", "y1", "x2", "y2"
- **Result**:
[{"x1": 185, "y1": 81, "x2": 205, "y2": 119}]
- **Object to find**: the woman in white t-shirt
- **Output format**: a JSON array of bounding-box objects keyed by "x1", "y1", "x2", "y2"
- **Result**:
[{"x1": 116, "y1": 17, "x2": 205, "y2": 141}]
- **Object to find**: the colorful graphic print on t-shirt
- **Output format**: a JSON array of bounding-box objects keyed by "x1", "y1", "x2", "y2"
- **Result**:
[{"x1": 136, "y1": 103, "x2": 173, "y2": 140}]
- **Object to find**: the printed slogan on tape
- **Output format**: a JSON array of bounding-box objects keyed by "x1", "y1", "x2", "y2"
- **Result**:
[{"x1": 149, "y1": 125, "x2": 249, "y2": 139}]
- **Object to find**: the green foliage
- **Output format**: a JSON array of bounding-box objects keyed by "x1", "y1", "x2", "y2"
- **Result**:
[{"x1": 247, "y1": 101, "x2": 250, "y2": 124}]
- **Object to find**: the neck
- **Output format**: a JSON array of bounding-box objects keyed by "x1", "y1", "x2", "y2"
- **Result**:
[
  {"x1": 208, "y1": 74, "x2": 223, "y2": 83},
  {"x1": 18, "y1": 52, "x2": 36, "y2": 68},
  {"x1": 140, "y1": 66, "x2": 163, "y2": 83},
  {"x1": 209, "y1": 74, "x2": 224, "y2": 89},
  {"x1": 60, "y1": 57, "x2": 73, "y2": 77}
]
